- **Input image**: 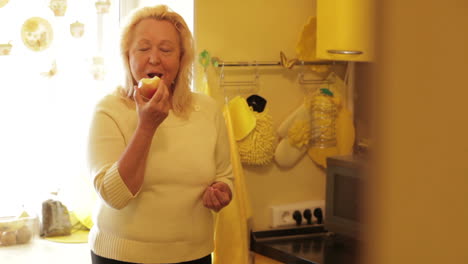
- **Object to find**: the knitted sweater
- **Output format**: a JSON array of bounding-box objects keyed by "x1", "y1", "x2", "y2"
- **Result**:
[{"x1": 87, "y1": 92, "x2": 233, "y2": 263}]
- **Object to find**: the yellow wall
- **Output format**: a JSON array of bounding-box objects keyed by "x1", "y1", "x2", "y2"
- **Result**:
[
  {"x1": 194, "y1": 0, "x2": 328, "y2": 230},
  {"x1": 196, "y1": 1, "x2": 468, "y2": 261},
  {"x1": 363, "y1": 0, "x2": 468, "y2": 263}
]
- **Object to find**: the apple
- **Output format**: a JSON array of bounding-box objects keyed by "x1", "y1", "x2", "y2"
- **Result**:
[
  {"x1": 1, "y1": 231, "x2": 17, "y2": 246},
  {"x1": 16, "y1": 226, "x2": 32, "y2": 244},
  {"x1": 138, "y1": 76, "x2": 161, "y2": 99}
]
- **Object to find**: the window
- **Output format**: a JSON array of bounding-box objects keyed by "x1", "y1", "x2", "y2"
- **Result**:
[{"x1": 0, "y1": 0, "x2": 193, "y2": 216}]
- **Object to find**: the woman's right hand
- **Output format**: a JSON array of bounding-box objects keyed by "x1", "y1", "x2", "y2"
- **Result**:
[
  {"x1": 117, "y1": 82, "x2": 171, "y2": 195},
  {"x1": 133, "y1": 80, "x2": 171, "y2": 132}
]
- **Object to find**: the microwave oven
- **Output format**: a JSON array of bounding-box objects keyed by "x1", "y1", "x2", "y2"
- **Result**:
[{"x1": 325, "y1": 155, "x2": 365, "y2": 239}]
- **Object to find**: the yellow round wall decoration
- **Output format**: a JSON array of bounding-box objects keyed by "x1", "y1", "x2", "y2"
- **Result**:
[
  {"x1": 21, "y1": 17, "x2": 53, "y2": 52},
  {"x1": 0, "y1": 0, "x2": 9, "y2": 8}
]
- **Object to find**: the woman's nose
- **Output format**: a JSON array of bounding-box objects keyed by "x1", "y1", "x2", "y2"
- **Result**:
[{"x1": 149, "y1": 51, "x2": 160, "y2": 65}]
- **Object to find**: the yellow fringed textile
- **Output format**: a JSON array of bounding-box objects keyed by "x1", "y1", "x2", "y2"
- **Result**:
[{"x1": 237, "y1": 108, "x2": 276, "y2": 166}]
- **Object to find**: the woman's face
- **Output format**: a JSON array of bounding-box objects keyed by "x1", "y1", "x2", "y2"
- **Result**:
[{"x1": 128, "y1": 19, "x2": 181, "y2": 90}]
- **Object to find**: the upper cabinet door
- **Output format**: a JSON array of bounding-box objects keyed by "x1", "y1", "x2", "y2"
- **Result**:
[{"x1": 316, "y1": 0, "x2": 375, "y2": 62}]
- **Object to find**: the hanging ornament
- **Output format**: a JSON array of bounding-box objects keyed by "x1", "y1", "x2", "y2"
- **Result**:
[
  {"x1": 41, "y1": 60, "x2": 58, "y2": 78},
  {"x1": 49, "y1": 0, "x2": 67, "y2": 17},
  {"x1": 0, "y1": 42, "x2": 12, "y2": 55},
  {"x1": 0, "y1": 0, "x2": 9, "y2": 8},
  {"x1": 91, "y1": 56, "x2": 105, "y2": 80},
  {"x1": 70, "y1": 21, "x2": 84, "y2": 38},
  {"x1": 280, "y1": 51, "x2": 298, "y2": 69},
  {"x1": 95, "y1": 0, "x2": 111, "y2": 14},
  {"x1": 21, "y1": 17, "x2": 54, "y2": 52}
]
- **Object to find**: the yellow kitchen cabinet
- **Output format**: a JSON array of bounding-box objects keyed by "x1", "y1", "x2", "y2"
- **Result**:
[
  {"x1": 316, "y1": 0, "x2": 374, "y2": 61},
  {"x1": 254, "y1": 253, "x2": 285, "y2": 264}
]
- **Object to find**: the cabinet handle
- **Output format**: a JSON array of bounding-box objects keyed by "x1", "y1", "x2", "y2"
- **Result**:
[{"x1": 327, "y1": 49, "x2": 363, "y2": 55}]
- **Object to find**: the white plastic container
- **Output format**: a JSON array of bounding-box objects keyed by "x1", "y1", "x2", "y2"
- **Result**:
[{"x1": 0, "y1": 215, "x2": 39, "y2": 246}]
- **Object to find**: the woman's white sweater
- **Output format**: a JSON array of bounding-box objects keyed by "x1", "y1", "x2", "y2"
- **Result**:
[{"x1": 87, "y1": 92, "x2": 233, "y2": 263}]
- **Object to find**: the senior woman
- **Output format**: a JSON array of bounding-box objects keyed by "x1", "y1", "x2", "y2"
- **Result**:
[{"x1": 87, "y1": 5, "x2": 233, "y2": 264}]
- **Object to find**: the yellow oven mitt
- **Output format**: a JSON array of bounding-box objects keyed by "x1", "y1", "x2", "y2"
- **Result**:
[{"x1": 274, "y1": 104, "x2": 311, "y2": 168}]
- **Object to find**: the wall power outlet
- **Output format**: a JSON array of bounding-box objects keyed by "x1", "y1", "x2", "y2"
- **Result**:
[{"x1": 269, "y1": 200, "x2": 325, "y2": 228}]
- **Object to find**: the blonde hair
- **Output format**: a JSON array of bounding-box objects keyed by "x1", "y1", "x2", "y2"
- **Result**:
[{"x1": 118, "y1": 5, "x2": 194, "y2": 118}]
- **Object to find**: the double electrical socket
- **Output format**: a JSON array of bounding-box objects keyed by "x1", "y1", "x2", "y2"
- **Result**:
[{"x1": 270, "y1": 200, "x2": 325, "y2": 228}]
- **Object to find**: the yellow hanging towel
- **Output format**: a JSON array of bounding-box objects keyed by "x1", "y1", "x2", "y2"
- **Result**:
[
  {"x1": 212, "y1": 105, "x2": 253, "y2": 264},
  {"x1": 197, "y1": 61, "x2": 253, "y2": 264}
]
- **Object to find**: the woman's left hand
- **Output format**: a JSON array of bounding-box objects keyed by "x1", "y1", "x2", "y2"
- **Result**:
[{"x1": 202, "y1": 182, "x2": 232, "y2": 212}]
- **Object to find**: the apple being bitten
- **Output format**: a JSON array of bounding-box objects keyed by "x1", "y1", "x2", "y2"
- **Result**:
[{"x1": 138, "y1": 76, "x2": 161, "y2": 99}]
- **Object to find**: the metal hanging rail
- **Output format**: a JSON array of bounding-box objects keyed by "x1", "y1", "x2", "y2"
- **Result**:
[
  {"x1": 211, "y1": 56, "x2": 345, "y2": 68},
  {"x1": 212, "y1": 54, "x2": 348, "y2": 87}
]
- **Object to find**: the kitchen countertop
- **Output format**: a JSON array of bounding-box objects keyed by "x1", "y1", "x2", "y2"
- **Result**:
[
  {"x1": 251, "y1": 226, "x2": 360, "y2": 264},
  {"x1": 0, "y1": 237, "x2": 91, "y2": 264},
  {"x1": 326, "y1": 155, "x2": 366, "y2": 170}
]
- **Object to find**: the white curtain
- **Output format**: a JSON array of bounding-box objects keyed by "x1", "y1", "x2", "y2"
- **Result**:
[
  {"x1": 0, "y1": 0, "x2": 193, "y2": 216},
  {"x1": 0, "y1": 0, "x2": 122, "y2": 215}
]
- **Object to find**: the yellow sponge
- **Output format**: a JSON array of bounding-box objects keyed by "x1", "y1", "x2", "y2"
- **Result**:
[{"x1": 237, "y1": 108, "x2": 276, "y2": 166}]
